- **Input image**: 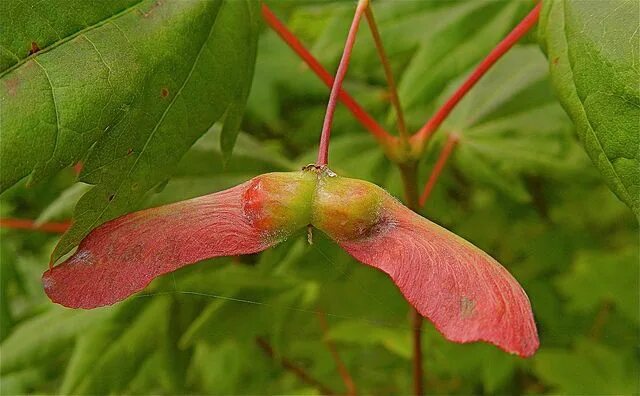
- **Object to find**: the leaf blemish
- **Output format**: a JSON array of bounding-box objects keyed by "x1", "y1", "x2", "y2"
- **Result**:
[
  {"x1": 139, "y1": 0, "x2": 162, "y2": 18},
  {"x1": 28, "y1": 41, "x2": 40, "y2": 55},
  {"x1": 4, "y1": 77, "x2": 20, "y2": 96},
  {"x1": 108, "y1": 194, "x2": 115, "y2": 202},
  {"x1": 161, "y1": 87, "x2": 169, "y2": 98}
]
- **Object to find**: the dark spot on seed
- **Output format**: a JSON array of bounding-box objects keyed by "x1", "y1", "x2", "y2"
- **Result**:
[
  {"x1": 124, "y1": 244, "x2": 144, "y2": 260},
  {"x1": 359, "y1": 214, "x2": 394, "y2": 240},
  {"x1": 28, "y1": 41, "x2": 40, "y2": 55},
  {"x1": 161, "y1": 87, "x2": 169, "y2": 97},
  {"x1": 460, "y1": 296, "x2": 476, "y2": 318}
]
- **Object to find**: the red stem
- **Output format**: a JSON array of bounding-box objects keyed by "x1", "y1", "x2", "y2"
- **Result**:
[
  {"x1": 411, "y1": 3, "x2": 541, "y2": 148},
  {"x1": 317, "y1": 312, "x2": 357, "y2": 395},
  {"x1": 419, "y1": 134, "x2": 459, "y2": 208},
  {"x1": 316, "y1": 0, "x2": 370, "y2": 166},
  {"x1": 261, "y1": 4, "x2": 392, "y2": 147},
  {"x1": 0, "y1": 218, "x2": 70, "y2": 234},
  {"x1": 256, "y1": 336, "x2": 336, "y2": 395},
  {"x1": 411, "y1": 309, "x2": 424, "y2": 395}
]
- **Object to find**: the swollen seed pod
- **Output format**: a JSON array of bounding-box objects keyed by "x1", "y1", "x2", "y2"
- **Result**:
[{"x1": 43, "y1": 168, "x2": 538, "y2": 357}]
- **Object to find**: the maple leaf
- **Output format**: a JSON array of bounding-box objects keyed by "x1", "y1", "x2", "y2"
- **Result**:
[{"x1": 43, "y1": 167, "x2": 539, "y2": 357}]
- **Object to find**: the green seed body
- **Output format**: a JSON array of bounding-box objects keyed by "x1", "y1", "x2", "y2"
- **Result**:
[{"x1": 245, "y1": 170, "x2": 386, "y2": 241}]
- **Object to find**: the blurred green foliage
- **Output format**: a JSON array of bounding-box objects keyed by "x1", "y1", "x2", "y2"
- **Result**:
[{"x1": 1, "y1": 1, "x2": 638, "y2": 394}]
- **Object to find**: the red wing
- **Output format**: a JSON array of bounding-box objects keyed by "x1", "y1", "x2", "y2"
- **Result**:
[
  {"x1": 338, "y1": 198, "x2": 539, "y2": 357},
  {"x1": 43, "y1": 182, "x2": 275, "y2": 309}
]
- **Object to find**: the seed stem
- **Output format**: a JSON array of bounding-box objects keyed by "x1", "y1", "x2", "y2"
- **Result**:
[{"x1": 316, "y1": 0, "x2": 370, "y2": 166}]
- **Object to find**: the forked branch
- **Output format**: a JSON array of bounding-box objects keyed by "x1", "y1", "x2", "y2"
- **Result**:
[{"x1": 261, "y1": 4, "x2": 393, "y2": 147}]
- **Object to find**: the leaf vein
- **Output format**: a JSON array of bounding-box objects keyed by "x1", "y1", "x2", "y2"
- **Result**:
[
  {"x1": 33, "y1": 59, "x2": 62, "y2": 169},
  {"x1": 84, "y1": 5, "x2": 223, "y2": 231},
  {"x1": 0, "y1": 0, "x2": 146, "y2": 78}
]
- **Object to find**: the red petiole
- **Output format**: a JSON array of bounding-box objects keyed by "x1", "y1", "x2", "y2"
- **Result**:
[
  {"x1": 0, "y1": 218, "x2": 70, "y2": 234},
  {"x1": 419, "y1": 133, "x2": 459, "y2": 208},
  {"x1": 411, "y1": 3, "x2": 542, "y2": 149}
]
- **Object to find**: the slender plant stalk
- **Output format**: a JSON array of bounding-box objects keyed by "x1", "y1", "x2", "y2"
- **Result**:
[
  {"x1": 398, "y1": 163, "x2": 424, "y2": 395},
  {"x1": 364, "y1": 6, "x2": 408, "y2": 141},
  {"x1": 411, "y1": 3, "x2": 541, "y2": 148},
  {"x1": 317, "y1": 0, "x2": 370, "y2": 166},
  {"x1": 419, "y1": 134, "x2": 459, "y2": 208},
  {"x1": 0, "y1": 218, "x2": 70, "y2": 233},
  {"x1": 261, "y1": 4, "x2": 393, "y2": 147},
  {"x1": 410, "y1": 309, "x2": 424, "y2": 395},
  {"x1": 256, "y1": 336, "x2": 336, "y2": 395},
  {"x1": 588, "y1": 301, "x2": 613, "y2": 340},
  {"x1": 317, "y1": 312, "x2": 357, "y2": 395}
]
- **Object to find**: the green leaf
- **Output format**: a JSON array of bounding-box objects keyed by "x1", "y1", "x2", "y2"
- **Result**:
[
  {"x1": 326, "y1": 320, "x2": 411, "y2": 359},
  {"x1": 70, "y1": 297, "x2": 171, "y2": 394},
  {"x1": 428, "y1": 45, "x2": 581, "y2": 202},
  {"x1": 538, "y1": 0, "x2": 640, "y2": 217},
  {"x1": 533, "y1": 339, "x2": 638, "y2": 394},
  {"x1": 0, "y1": 368, "x2": 44, "y2": 396},
  {"x1": 187, "y1": 341, "x2": 246, "y2": 394},
  {"x1": 0, "y1": 307, "x2": 111, "y2": 373},
  {"x1": 148, "y1": 127, "x2": 294, "y2": 203},
  {"x1": 398, "y1": 1, "x2": 527, "y2": 112},
  {"x1": 36, "y1": 182, "x2": 90, "y2": 226},
  {"x1": 0, "y1": 0, "x2": 260, "y2": 259},
  {"x1": 555, "y1": 249, "x2": 640, "y2": 326}
]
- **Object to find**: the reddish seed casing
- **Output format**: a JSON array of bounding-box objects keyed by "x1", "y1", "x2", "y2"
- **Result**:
[
  {"x1": 332, "y1": 189, "x2": 539, "y2": 357},
  {"x1": 43, "y1": 173, "x2": 313, "y2": 309},
  {"x1": 43, "y1": 169, "x2": 538, "y2": 356}
]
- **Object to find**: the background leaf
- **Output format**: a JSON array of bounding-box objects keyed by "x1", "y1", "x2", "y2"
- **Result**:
[
  {"x1": 538, "y1": 0, "x2": 640, "y2": 217},
  {"x1": 0, "y1": 0, "x2": 260, "y2": 259}
]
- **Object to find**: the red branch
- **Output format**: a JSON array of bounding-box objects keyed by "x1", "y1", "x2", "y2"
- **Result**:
[
  {"x1": 411, "y1": 3, "x2": 541, "y2": 147},
  {"x1": 419, "y1": 134, "x2": 459, "y2": 208},
  {"x1": 261, "y1": 4, "x2": 393, "y2": 147},
  {"x1": 256, "y1": 336, "x2": 335, "y2": 395},
  {"x1": 316, "y1": 0, "x2": 369, "y2": 165},
  {"x1": 317, "y1": 312, "x2": 357, "y2": 395},
  {"x1": 410, "y1": 309, "x2": 424, "y2": 395},
  {"x1": 0, "y1": 218, "x2": 70, "y2": 234}
]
